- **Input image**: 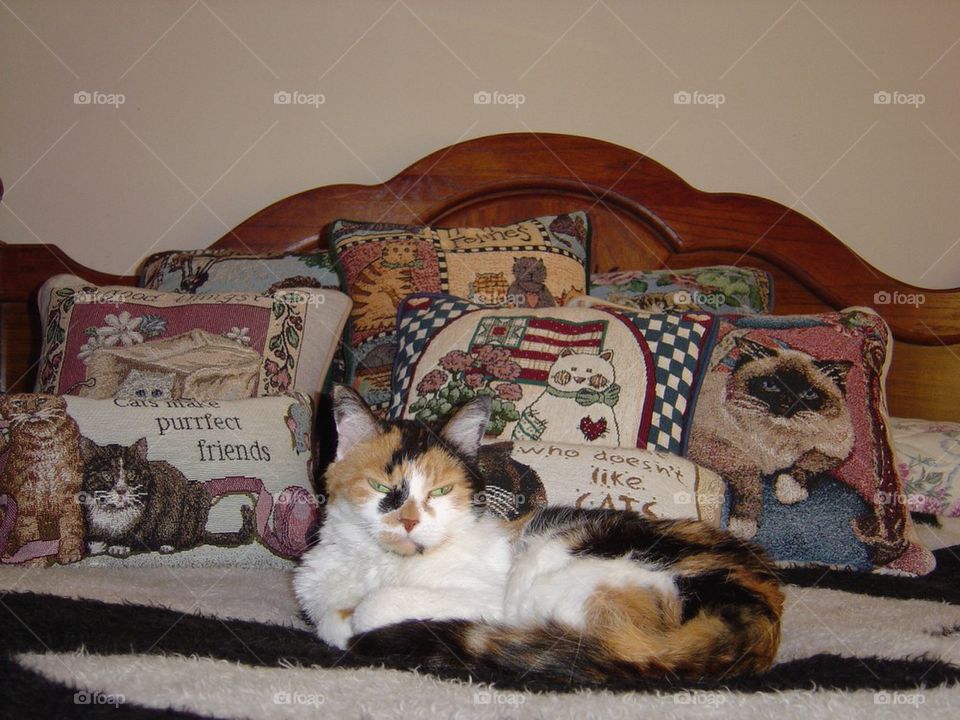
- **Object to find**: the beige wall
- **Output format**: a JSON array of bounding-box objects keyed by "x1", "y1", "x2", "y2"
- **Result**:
[{"x1": 2, "y1": 0, "x2": 958, "y2": 287}]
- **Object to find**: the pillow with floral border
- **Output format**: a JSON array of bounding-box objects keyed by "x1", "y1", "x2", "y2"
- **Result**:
[
  {"x1": 330, "y1": 212, "x2": 590, "y2": 414},
  {"x1": 140, "y1": 248, "x2": 340, "y2": 294},
  {"x1": 35, "y1": 274, "x2": 350, "y2": 404},
  {"x1": 686, "y1": 307, "x2": 934, "y2": 575},
  {"x1": 588, "y1": 265, "x2": 772, "y2": 314},
  {"x1": 889, "y1": 416, "x2": 960, "y2": 517},
  {"x1": 388, "y1": 293, "x2": 716, "y2": 455}
]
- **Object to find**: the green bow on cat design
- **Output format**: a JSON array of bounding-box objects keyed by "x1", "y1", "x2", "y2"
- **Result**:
[{"x1": 546, "y1": 383, "x2": 621, "y2": 408}]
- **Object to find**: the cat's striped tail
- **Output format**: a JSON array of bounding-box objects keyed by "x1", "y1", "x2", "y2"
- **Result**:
[{"x1": 347, "y1": 597, "x2": 782, "y2": 684}]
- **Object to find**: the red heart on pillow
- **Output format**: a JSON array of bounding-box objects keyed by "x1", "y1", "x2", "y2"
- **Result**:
[{"x1": 579, "y1": 416, "x2": 608, "y2": 441}]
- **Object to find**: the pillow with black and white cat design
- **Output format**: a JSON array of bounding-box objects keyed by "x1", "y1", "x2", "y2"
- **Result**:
[
  {"x1": 686, "y1": 307, "x2": 934, "y2": 576},
  {"x1": 0, "y1": 392, "x2": 318, "y2": 568}
]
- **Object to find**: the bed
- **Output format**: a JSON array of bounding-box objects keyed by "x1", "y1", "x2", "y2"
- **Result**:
[{"x1": 2, "y1": 133, "x2": 959, "y2": 718}]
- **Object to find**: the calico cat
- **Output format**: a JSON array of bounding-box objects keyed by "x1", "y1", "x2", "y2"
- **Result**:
[
  {"x1": 78, "y1": 436, "x2": 255, "y2": 557},
  {"x1": 0, "y1": 394, "x2": 85, "y2": 565},
  {"x1": 115, "y1": 369, "x2": 177, "y2": 402},
  {"x1": 513, "y1": 348, "x2": 621, "y2": 444},
  {"x1": 507, "y1": 256, "x2": 555, "y2": 308},
  {"x1": 350, "y1": 240, "x2": 421, "y2": 334},
  {"x1": 477, "y1": 441, "x2": 547, "y2": 520},
  {"x1": 295, "y1": 386, "x2": 782, "y2": 681},
  {"x1": 688, "y1": 336, "x2": 854, "y2": 540}
]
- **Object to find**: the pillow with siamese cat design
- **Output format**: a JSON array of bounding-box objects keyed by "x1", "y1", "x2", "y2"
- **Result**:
[
  {"x1": 388, "y1": 293, "x2": 716, "y2": 456},
  {"x1": 0, "y1": 393, "x2": 318, "y2": 568},
  {"x1": 140, "y1": 248, "x2": 340, "y2": 294},
  {"x1": 586, "y1": 265, "x2": 773, "y2": 315},
  {"x1": 329, "y1": 212, "x2": 590, "y2": 415},
  {"x1": 35, "y1": 274, "x2": 351, "y2": 404},
  {"x1": 686, "y1": 307, "x2": 935, "y2": 576}
]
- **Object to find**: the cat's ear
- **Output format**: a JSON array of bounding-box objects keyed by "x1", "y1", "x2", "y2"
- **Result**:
[
  {"x1": 598, "y1": 349, "x2": 614, "y2": 362},
  {"x1": 78, "y1": 435, "x2": 98, "y2": 464},
  {"x1": 441, "y1": 396, "x2": 491, "y2": 462},
  {"x1": 814, "y1": 359, "x2": 853, "y2": 393},
  {"x1": 558, "y1": 347, "x2": 575, "y2": 358},
  {"x1": 332, "y1": 384, "x2": 382, "y2": 461},
  {"x1": 132, "y1": 437, "x2": 149, "y2": 459},
  {"x1": 736, "y1": 337, "x2": 776, "y2": 361}
]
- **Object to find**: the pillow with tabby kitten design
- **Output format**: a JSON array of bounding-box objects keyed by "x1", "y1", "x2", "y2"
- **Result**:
[
  {"x1": 140, "y1": 248, "x2": 340, "y2": 294},
  {"x1": 0, "y1": 393, "x2": 318, "y2": 568},
  {"x1": 35, "y1": 274, "x2": 350, "y2": 404},
  {"x1": 388, "y1": 293, "x2": 715, "y2": 455},
  {"x1": 686, "y1": 307, "x2": 934, "y2": 575},
  {"x1": 330, "y1": 213, "x2": 590, "y2": 415}
]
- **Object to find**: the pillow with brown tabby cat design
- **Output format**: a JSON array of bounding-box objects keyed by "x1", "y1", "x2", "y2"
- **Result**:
[
  {"x1": 329, "y1": 212, "x2": 590, "y2": 415},
  {"x1": 0, "y1": 393, "x2": 318, "y2": 568},
  {"x1": 34, "y1": 274, "x2": 351, "y2": 405},
  {"x1": 686, "y1": 307, "x2": 935, "y2": 575}
]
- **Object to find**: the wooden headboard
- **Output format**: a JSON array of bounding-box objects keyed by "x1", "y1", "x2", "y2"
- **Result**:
[{"x1": 2, "y1": 133, "x2": 958, "y2": 420}]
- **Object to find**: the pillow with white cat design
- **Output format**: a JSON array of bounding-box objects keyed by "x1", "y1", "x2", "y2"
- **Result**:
[
  {"x1": 686, "y1": 308, "x2": 934, "y2": 575},
  {"x1": 0, "y1": 393, "x2": 318, "y2": 568},
  {"x1": 388, "y1": 293, "x2": 716, "y2": 455}
]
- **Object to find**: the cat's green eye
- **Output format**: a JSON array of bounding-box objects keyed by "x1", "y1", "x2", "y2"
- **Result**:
[
  {"x1": 367, "y1": 478, "x2": 392, "y2": 494},
  {"x1": 429, "y1": 484, "x2": 453, "y2": 497}
]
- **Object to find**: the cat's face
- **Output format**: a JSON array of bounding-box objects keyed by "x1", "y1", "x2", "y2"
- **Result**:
[
  {"x1": 0, "y1": 394, "x2": 68, "y2": 426},
  {"x1": 513, "y1": 257, "x2": 546, "y2": 283},
  {"x1": 548, "y1": 349, "x2": 615, "y2": 392},
  {"x1": 729, "y1": 338, "x2": 851, "y2": 421},
  {"x1": 79, "y1": 436, "x2": 150, "y2": 513},
  {"x1": 381, "y1": 240, "x2": 418, "y2": 267},
  {"x1": 326, "y1": 385, "x2": 489, "y2": 556},
  {"x1": 117, "y1": 369, "x2": 176, "y2": 401}
]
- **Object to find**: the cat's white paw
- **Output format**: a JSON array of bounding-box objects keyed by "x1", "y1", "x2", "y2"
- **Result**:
[
  {"x1": 88, "y1": 541, "x2": 107, "y2": 555},
  {"x1": 775, "y1": 474, "x2": 808, "y2": 505},
  {"x1": 107, "y1": 545, "x2": 131, "y2": 558},
  {"x1": 317, "y1": 608, "x2": 356, "y2": 650},
  {"x1": 159, "y1": 544, "x2": 175, "y2": 554},
  {"x1": 729, "y1": 517, "x2": 758, "y2": 540}
]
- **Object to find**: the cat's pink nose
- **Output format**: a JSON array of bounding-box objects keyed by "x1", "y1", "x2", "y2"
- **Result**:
[
  {"x1": 400, "y1": 518, "x2": 418, "y2": 533},
  {"x1": 116, "y1": 487, "x2": 127, "y2": 496}
]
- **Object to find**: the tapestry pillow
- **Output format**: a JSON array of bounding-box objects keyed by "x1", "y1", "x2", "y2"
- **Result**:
[
  {"x1": 35, "y1": 274, "x2": 351, "y2": 403},
  {"x1": 0, "y1": 393, "x2": 319, "y2": 568},
  {"x1": 889, "y1": 416, "x2": 960, "y2": 517},
  {"x1": 686, "y1": 308, "x2": 934, "y2": 575},
  {"x1": 388, "y1": 294, "x2": 716, "y2": 455},
  {"x1": 140, "y1": 249, "x2": 340, "y2": 294},
  {"x1": 588, "y1": 265, "x2": 773, "y2": 314},
  {"x1": 330, "y1": 212, "x2": 590, "y2": 413},
  {"x1": 478, "y1": 439, "x2": 724, "y2": 526}
]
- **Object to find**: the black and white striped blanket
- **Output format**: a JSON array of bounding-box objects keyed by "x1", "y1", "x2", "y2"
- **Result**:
[{"x1": 2, "y1": 542, "x2": 960, "y2": 719}]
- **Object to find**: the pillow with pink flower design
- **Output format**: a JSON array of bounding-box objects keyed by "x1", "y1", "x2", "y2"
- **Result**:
[
  {"x1": 388, "y1": 293, "x2": 716, "y2": 454},
  {"x1": 35, "y1": 274, "x2": 350, "y2": 403}
]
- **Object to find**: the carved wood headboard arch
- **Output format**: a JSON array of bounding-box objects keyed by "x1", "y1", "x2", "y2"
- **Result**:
[{"x1": 3, "y1": 133, "x2": 958, "y2": 419}]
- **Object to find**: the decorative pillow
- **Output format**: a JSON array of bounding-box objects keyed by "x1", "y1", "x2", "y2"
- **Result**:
[
  {"x1": 35, "y1": 274, "x2": 351, "y2": 403},
  {"x1": 588, "y1": 265, "x2": 773, "y2": 314},
  {"x1": 388, "y1": 294, "x2": 716, "y2": 455},
  {"x1": 479, "y1": 439, "x2": 725, "y2": 526},
  {"x1": 140, "y1": 249, "x2": 340, "y2": 294},
  {"x1": 686, "y1": 308, "x2": 934, "y2": 575},
  {"x1": 889, "y1": 417, "x2": 960, "y2": 516},
  {"x1": 330, "y1": 212, "x2": 590, "y2": 413},
  {"x1": 0, "y1": 393, "x2": 318, "y2": 567}
]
